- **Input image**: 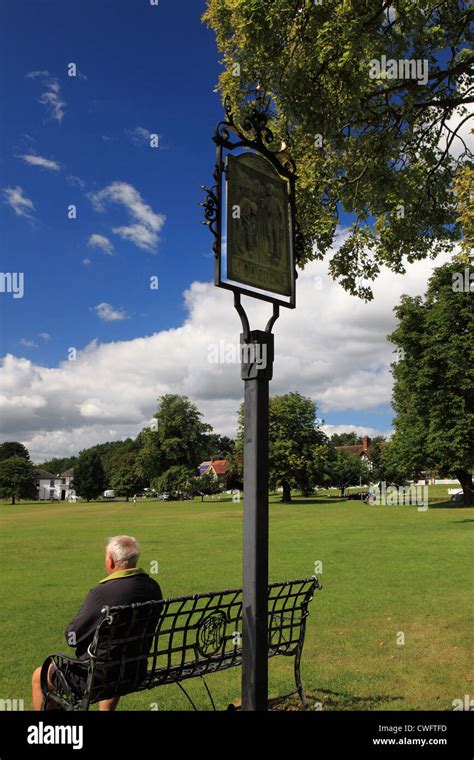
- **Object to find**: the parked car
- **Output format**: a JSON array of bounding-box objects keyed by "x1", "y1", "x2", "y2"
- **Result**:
[
  {"x1": 104, "y1": 490, "x2": 115, "y2": 499},
  {"x1": 158, "y1": 492, "x2": 171, "y2": 501}
]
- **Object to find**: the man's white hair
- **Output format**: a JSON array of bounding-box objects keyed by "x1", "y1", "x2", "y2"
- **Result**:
[{"x1": 106, "y1": 535, "x2": 141, "y2": 567}]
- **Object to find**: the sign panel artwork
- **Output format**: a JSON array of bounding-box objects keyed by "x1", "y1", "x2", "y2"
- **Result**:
[{"x1": 226, "y1": 153, "x2": 293, "y2": 298}]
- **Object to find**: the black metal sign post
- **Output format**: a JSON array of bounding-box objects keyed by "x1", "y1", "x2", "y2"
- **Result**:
[
  {"x1": 239, "y1": 319, "x2": 275, "y2": 710},
  {"x1": 201, "y1": 95, "x2": 302, "y2": 711}
]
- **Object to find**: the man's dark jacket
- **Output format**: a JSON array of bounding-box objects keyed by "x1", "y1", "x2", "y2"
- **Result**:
[{"x1": 64, "y1": 567, "x2": 163, "y2": 697}]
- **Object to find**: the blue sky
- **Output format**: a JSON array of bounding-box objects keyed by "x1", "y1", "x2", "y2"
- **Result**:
[
  {"x1": 1, "y1": 0, "x2": 455, "y2": 460},
  {"x1": 1, "y1": 0, "x2": 220, "y2": 358}
]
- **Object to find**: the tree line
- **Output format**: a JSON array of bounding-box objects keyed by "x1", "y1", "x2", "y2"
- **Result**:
[{"x1": 0, "y1": 262, "x2": 472, "y2": 504}]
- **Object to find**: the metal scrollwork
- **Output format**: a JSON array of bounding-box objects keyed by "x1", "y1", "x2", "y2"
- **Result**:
[
  {"x1": 199, "y1": 182, "x2": 219, "y2": 257},
  {"x1": 196, "y1": 610, "x2": 227, "y2": 657},
  {"x1": 201, "y1": 87, "x2": 306, "y2": 309}
]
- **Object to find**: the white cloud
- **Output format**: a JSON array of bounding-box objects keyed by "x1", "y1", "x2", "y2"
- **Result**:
[
  {"x1": 38, "y1": 78, "x2": 66, "y2": 123},
  {"x1": 89, "y1": 181, "x2": 165, "y2": 253},
  {"x1": 91, "y1": 302, "x2": 129, "y2": 322},
  {"x1": 82, "y1": 258, "x2": 92, "y2": 265},
  {"x1": 3, "y1": 186, "x2": 35, "y2": 218},
  {"x1": 0, "y1": 244, "x2": 453, "y2": 461},
  {"x1": 112, "y1": 224, "x2": 158, "y2": 251},
  {"x1": 322, "y1": 424, "x2": 393, "y2": 440},
  {"x1": 129, "y1": 126, "x2": 151, "y2": 145},
  {"x1": 19, "y1": 338, "x2": 38, "y2": 349},
  {"x1": 39, "y1": 333, "x2": 52, "y2": 341},
  {"x1": 25, "y1": 70, "x2": 50, "y2": 79},
  {"x1": 18, "y1": 154, "x2": 61, "y2": 171},
  {"x1": 87, "y1": 234, "x2": 114, "y2": 255},
  {"x1": 67, "y1": 175, "x2": 86, "y2": 189},
  {"x1": 436, "y1": 77, "x2": 473, "y2": 161},
  {"x1": 128, "y1": 126, "x2": 159, "y2": 147}
]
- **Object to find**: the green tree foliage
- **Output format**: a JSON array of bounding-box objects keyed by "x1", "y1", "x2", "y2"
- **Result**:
[
  {"x1": 0, "y1": 442, "x2": 30, "y2": 461},
  {"x1": 330, "y1": 432, "x2": 362, "y2": 446},
  {"x1": 204, "y1": 0, "x2": 473, "y2": 298},
  {"x1": 191, "y1": 472, "x2": 221, "y2": 501},
  {"x1": 202, "y1": 434, "x2": 236, "y2": 460},
  {"x1": 236, "y1": 391, "x2": 329, "y2": 501},
  {"x1": 375, "y1": 440, "x2": 412, "y2": 486},
  {"x1": 0, "y1": 457, "x2": 36, "y2": 504},
  {"x1": 37, "y1": 456, "x2": 77, "y2": 474},
  {"x1": 110, "y1": 453, "x2": 145, "y2": 501},
  {"x1": 84, "y1": 439, "x2": 138, "y2": 483},
  {"x1": 72, "y1": 450, "x2": 107, "y2": 502},
  {"x1": 330, "y1": 449, "x2": 370, "y2": 492},
  {"x1": 138, "y1": 395, "x2": 212, "y2": 483},
  {"x1": 389, "y1": 262, "x2": 474, "y2": 503},
  {"x1": 453, "y1": 164, "x2": 474, "y2": 262},
  {"x1": 153, "y1": 465, "x2": 195, "y2": 497}
]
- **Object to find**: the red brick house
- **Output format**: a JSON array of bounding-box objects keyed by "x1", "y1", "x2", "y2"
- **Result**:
[
  {"x1": 198, "y1": 458, "x2": 231, "y2": 486},
  {"x1": 335, "y1": 435, "x2": 373, "y2": 466}
]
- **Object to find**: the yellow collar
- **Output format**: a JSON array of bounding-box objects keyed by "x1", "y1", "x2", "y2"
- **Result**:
[{"x1": 99, "y1": 567, "x2": 147, "y2": 583}]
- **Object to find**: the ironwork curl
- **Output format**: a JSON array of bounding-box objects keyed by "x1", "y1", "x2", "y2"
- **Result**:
[{"x1": 199, "y1": 184, "x2": 219, "y2": 257}]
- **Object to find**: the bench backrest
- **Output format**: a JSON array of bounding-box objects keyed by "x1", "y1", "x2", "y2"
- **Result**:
[{"x1": 86, "y1": 577, "x2": 320, "y2": 701}]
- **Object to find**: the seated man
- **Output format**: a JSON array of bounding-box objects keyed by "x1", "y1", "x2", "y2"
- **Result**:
[{"x1": 32, "y1": 535, "x2": 163, "y2": 711}]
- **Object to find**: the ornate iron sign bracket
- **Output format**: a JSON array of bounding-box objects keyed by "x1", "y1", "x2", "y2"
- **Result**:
[{"x1": 201, "y1": 95, "x2": 303, "y2": 319}]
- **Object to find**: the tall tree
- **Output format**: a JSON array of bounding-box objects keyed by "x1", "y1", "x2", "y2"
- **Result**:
[
  {"x1": 0, "y1": 442, "x2": 30, "y2": 461},
  {"x1": 110, "y1": 453, "x2": 145, "y2": 502},
  {"x1": 330, "y1": 449, "x2": 370, "y2": 493},
  {"x1": 138, "y1": 395, "x2": 213, "y2": 482},
  {"x1": 204, "y1": 0, "x2": 472, "y2": 298},
  {"x1": 389, "y1": 262, "x2": 474, "y2": 504},
  {"x1": 73, "y1": 450, "x2": 107, "y2": 502},
  {"x1": 0, "y1": 457, "x2": 36, "y2": 504},
  {"x1": 375, "y1": 440, "x2": 412, "y2": 486},
  {"x1": 236, "y1": 392, "x2": 329, "y2": 501},
  {"x1": 190, "y1": 472, "x2": 221, "y2": 502},
  {"x1": 153, "y1": 465, "x2": 195, "y2": 498}
]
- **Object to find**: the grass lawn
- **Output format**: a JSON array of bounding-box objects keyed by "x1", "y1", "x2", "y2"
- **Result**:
[{"x1": 0, "y1": 491, "x2": 472, "y2": 711}]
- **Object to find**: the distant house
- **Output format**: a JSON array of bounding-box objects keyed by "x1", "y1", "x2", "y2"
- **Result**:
[
  {"x1": 335, "y1": 435, "x2": 373, "y2": 467},
  {"x1": 34, "y1": 468, "x2": 76, "y2": 500},
  {"x1": 198, "y1": 458, "x2": 231, "y2": 486}
]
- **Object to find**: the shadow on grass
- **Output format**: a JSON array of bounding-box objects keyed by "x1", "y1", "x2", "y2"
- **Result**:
[
  {"x1": 277, "y1": 497, "x2": 349, "y2": 506},
  {"x1": 428, "y1": 500, "x2": 472, "y2": 509},
  {"x1": 268, "y1": 688, "x2": 404, "y2": 711}
]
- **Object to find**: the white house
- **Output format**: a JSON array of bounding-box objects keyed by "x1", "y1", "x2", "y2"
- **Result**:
[{"x1": 34, "y1": 468, "x2": 76, "y2": 501}]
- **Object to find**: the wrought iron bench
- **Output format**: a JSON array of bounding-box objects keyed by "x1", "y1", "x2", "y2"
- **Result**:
[{"x1": 41, "y1": 577, "x2": 321, "y2": 711}]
